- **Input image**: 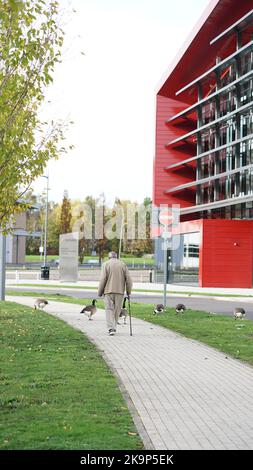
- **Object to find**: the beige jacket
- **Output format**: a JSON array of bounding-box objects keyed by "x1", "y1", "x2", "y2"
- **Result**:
[{"x1": 98, "y1": 258, "x2": 133, "y2": 296}]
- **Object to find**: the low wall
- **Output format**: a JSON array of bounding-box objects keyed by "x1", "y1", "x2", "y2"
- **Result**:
[{"x1": 6, "y1": 269, "x2": 151, "y2": 283}]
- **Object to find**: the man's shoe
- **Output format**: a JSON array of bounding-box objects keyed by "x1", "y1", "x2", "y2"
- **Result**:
[{"x1": 109, "y1": 329, "x2": 115, "y2": 336}]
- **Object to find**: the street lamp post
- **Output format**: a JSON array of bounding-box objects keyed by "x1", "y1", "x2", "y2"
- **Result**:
[
  {"x1": 118, "y1": 215, "x2": 127, "y2": 260},
  {"x1": 0, "y1": 232, "x2": 6, "y2": 301},
  {"x1": 162, "y1": 235, "x2": 169, "y2": 308},
  {"x1": 118, "y1": 220, "x2": 123, "y2": 260},
  {"x1": 41, "y1": 174, "x2": 49, "y2": 267}
]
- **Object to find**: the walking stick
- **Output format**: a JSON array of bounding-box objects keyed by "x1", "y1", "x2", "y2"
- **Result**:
[{"x1": 128, "y1": 295, "x2": 133, "y2": 336}]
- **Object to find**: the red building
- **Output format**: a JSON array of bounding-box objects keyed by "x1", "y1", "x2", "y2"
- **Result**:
[{"x1": 154, "y1": 0, "x2": 253, "y2": 287}]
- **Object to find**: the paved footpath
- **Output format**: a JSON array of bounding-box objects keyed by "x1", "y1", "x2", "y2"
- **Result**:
[{"x1": 8, "y1": 296, "x2": 253, "y2": 450}]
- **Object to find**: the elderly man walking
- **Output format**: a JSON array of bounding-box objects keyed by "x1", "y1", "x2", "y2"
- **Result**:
[{"x1": 98, "y1": 251, "x2": 132, "y2": 336}]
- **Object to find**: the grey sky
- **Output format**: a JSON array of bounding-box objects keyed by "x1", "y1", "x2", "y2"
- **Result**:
[{"x1": 33, "y1": 0, "x2": 210, "y2": 204}]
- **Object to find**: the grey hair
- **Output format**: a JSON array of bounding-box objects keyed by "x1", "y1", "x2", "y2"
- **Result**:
[{"x1": 108, "y1": 251, "x2": 118, "y2": 259}]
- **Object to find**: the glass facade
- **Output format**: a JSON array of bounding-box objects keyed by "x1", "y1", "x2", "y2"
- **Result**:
[
  {"x1": 167, "y1": 40, "x2": 253, "y2": 221},
  {"x1": 170, "y1": 233, "x2": 200, "y2": 285},
  {"x1": 197, "y1": 51, "x2": 253, "y2": 210}
]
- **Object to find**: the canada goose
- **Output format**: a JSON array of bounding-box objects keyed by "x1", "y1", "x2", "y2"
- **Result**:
[
  {"x1": 175, "y1": 303, "x2": 186, "y2": 314},
  {"x1": 233, "y1": 307, "x2": 246, "y2": 320},
  {"x1": 153, "y1": 304, "x2": 164, "y2": 315},
  {"x1": 80, "y1": 299, "x2": 97, "y2": 320},
  {"x1": 119, "y1": 296, "x2": 128, "y2": 324},
  {"x1": 34, "y1": 298, "x2": 48, "y2": 310}
]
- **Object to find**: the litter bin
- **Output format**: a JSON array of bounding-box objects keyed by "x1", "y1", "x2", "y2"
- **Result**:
[
  {"x1": 41, "y1": 266, "x2": 50, "y2": 280},
  {"x1": 149, "y1": 268, "x2": 154, "y2": 283}
]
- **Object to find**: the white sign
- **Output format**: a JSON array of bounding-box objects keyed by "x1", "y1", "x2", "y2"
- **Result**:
[
  {"x1": 39, "y1": 246, "x2": 44, "y2": 253},
  {"x1": 159, "y1": 210, "x2": 174, "y2": 226},
  {"x1": 59, "y1": 232, "x2": 79, "y2": 282},
  {"x1": 161, "y1": 231, "x2": 172, "y2": 239}
]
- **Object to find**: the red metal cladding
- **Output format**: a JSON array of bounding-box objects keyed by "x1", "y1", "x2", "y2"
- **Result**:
[
  {"x1": 153, "y1": 95, "x2": 196, "y2": 207},
  {"x1": 173, "y1": 220, "x2": 253, "y2": 288},
  {"x1": 201, "y1": 220, "x2": 253, "y2": 288},
  {"x1": 156, "y1": 0, "x2": 253, "y2": 101}
]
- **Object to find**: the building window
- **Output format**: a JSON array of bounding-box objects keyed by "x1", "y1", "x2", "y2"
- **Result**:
[
  {"x1": 170, "y1": 233, "x2": 200, "y2": 285},
  {"x1": 240, "y1": 111, "x2": 253, "y2": 138},
  {"x1": 239, "y1": 78, "x2": 253, "y2": 106},
  {"x1": 219, "y1": 63, "x2": 236, "y2": 88},
  {"x1": 241, "y1": 51, "x2": 253, "y2": 76},
  {"x1": 184, "y1": 244, "x2": 199, "y2": 258},
  {"x1": 201, "y1": 128, "x2": 216, "y2": 152},
  {"x1": 219, "y1": 118, "x2": 236, "y2": 146},
  {"x1": 202, "y1": 100, "x2": 216, "y2": 124},
  {"x1": 220, "y1": 89, "x2": 237, "y2": 116}
]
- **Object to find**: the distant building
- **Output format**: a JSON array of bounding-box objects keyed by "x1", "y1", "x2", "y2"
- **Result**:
[
  {"x1": 154, "y1": 0, "x2": 253, "y2": 287},
  {"x1": 6, "y1": 209, "x2": 41, "y2": 265}
]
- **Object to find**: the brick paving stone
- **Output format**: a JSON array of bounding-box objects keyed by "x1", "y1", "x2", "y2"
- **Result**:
[{"x1": 8, "y1": 296, "x2": 253, "y2": 451}]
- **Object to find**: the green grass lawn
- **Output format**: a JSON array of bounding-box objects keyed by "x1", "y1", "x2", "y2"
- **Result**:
[
  {"x1": 131, "y1": 302, "x2": 253, "y2": 366},
  {"x1": 6, "y1": 291, "x2": 253, "y2": 367},
  {"x1": 0, "y1": 301, "x2": 143, "y2": 450},
  {"x1": 25, "y1": 255, "x2": 57, "y2": 262}
]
